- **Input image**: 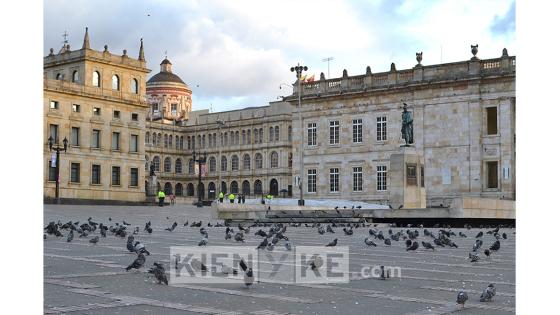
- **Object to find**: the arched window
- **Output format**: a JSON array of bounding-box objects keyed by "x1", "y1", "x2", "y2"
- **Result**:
[
  {"x1": 175, "y1": 183, "x2": 183, "y2": 196},
  {"x1": 72, "y1": 70, "x2": 79, "y2": 83},
  {"x1": 175, "y1": 158, "x2": 183, "y2": 174},
  {"x1": 288, "y1": 126, "x2": 292, "y2": 141},
  {"x1": 255, "y1": 153, "x2": 263, "y2": 169},
  {"x1": 92, "y1": 71, "x2": 100, "y2": 87},
  {"x1": 254, "y1": 129, "x2": 259, "y2": 144},
  {"x1": 242, "y1": 180, "x2": 250, "y2": 195},
  {"x1": 288, "y1": 153, "x2": 293, "y2": 168},
  {"x1": 187, "y1": 136, "x2": 191, "y2": 150},
  {"x1": 56, "y1": 73, "x2": 62, "y2": 80},
  {"x1": 131, "y1": 78, "x2": 138, "y2": 94},
  {"x1": 164, "y1": 134, "x2": 168, "y2": 148},
  {"x1": 145, "y1": 132, "x2": 150, "y2": 144},
  {"x1": 153, "y1": 156, "x2": 160, "y2": 172},
  {"x1": 208, "y1": 182, "x2": 216, "y2": 199},
  {"x1": 275, "y1": 126, "x2": 280, "y2": 141},
  {"x1": 221, "y1": 156, "x2": 227, "y2": 172},
  {"x1": 176, "y1": 135, "x2": 180, "y2": 149},
  {"x1": 254, "y1": 180, "x2": 263, "y2": 195},
  {"x1": 213, "y1": 133, "x2": 217, "y2": 148},
  {"x1": 209, "y1": 156, "x2": 216, "y2": 173},
  {"x1": 202, "y1": 135, "x2": 206, "y2": 148},
  {"x1": 180, "y1": 136, "x2": 184, "y2": 149},
  {"x1": 186, "y1": 183, "x2": 195, "y2": 196},
  {"x1": 235, "y1": 131, "x2": 239, "y2": 145},
  {"x1": 269, "y1": 127, "x2": 274, "y2": 142},
  {"x1": 152, "y1": 132, "x2": 156, "y2": 146},
  {"x1": 242, "y1": 130, "x2": 246, "y2": 145},
  {"x1": 112, "y1": 74, "x2": 120, "y2": 90},
  {"x1": 231, "y1": 181, "x2": 239, "y2": 194},
  {"x1": 270, "y1": 151, "x2": 279, "y2": 168},
  {"x1": 197, "y1": 135, "x2": 201, "y2": 148},
  {"x1": 247, "y1": 129, "x2": 251, "y2": 144},
  {"x1": 188, "y1": 159, "x2": 195, "y2": 174},
  {"x1": 243, "y1": 154, "x2": 251, "y2": 170},
  {"x1": 259, "y1": 128, "x2": 263, "y2": 143},
  {"x1": 164, "y1": 182, "x2": 172, "y2": 195},
  {"x1": 231, "y1": 155, "x2": 239, "y2": 171},
  {"x1": 221, "y1": 181, "x2": 227, "y2": 194},
  {"x1": 224, "y1": 132, "x2": 228, "y2": 146},
  {"x1": 157, "y1": 133, "x2": 162, "y2": 146},
  {"x1": 164, "y1": 157, "x2": 171, "y2": 173}
]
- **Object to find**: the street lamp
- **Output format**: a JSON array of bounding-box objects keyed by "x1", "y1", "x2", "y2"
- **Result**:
[
  {"x1": 193, "y1": 150, "x2": 207, "y2": 207},
  {"x1": 216, "y1": 119, "x2": 225, "y2": 196},
  {"x1": 48, "y1": 135, "x2": 68, "y2": 204},
  {"x1": 290, "y1": 63, "x2": 307, "y2": 206}
]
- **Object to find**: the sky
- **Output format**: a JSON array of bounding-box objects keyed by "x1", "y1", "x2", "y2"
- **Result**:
[{"x1": 44, "y1": 0, "x2": 515, "y2": 112}]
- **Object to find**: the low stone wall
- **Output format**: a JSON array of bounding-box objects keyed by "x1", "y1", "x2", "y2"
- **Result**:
[{"x1": 452, "y1": 196, "x2": 515, "y2": 219}]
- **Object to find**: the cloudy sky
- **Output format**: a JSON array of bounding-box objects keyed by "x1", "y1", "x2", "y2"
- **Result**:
[{"x1": 44, "y1": 0, "x2": 515, "y2": 112}]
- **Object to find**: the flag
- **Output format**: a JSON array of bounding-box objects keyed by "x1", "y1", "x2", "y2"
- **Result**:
[
  {"x1": 299, "y1": 74, "x2": 307, "y2": 81},
  {"x1": 306, "y1": 74, "x2": 315, "y2": 83}
]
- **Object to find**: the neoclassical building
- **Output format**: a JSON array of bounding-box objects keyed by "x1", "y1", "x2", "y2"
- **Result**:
[{"x1": 43, "y1": 28, "x2": 150, "y2": 202}]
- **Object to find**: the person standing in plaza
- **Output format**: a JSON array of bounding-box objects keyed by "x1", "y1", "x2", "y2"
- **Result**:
[
  {"x1": 219, "y1": 191, "x2": 224, "y2": 203},
  {"x1": 158, "y1": 190, "x2": 165, "y2": 207},
  {"x1": 242, "y1": 194, "x2": 246, "y2": 204},
  {"x1": 170, "y1": 193, "x2": 175, "y2": 205},
  {"x1": 228, "y1": 193, "x2": 235, "y2": 203},
  {"x1": 238, "y1": 194, "x2": 242, "y2": 204}
]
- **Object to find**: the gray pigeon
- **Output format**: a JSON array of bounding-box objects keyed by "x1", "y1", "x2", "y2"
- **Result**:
[
  {"x1": 469, "y1": 252, "x2": 480, "y2": 262},
  {"x1": 198, "y1": 235, "x2": 208, "y2": 246},
  {"x1": 284, "y1": 239, "x2": 292, "y2": 251},
  {"x1": 476, "y1": 231, "x2": 483, "y2": 238},
  {"x1": 134, "y1": 241, "x2": 150, "y2": 255},
  {"x1": 126, "y1": 253, "x2": 145, "y2": 271},
  {"x1": 127, "y1": 235, "x2": 135, "y2": 252},
  {"x1": 239, "y1": 259, "x2": 254, "y2": 287},
  {"x1": 89, "y1": 236, "x2": 99, "y2": 244},
  {"x1": 364, "y1": 238, "x2": 377, "y2": 247},
  {"x1": 67, "y1": 230, "x2": 74, "y2": 243},
  {"x1": 479, "y1": 283, "x2": 496, "y2": 302},
  {"x1": 406, "y1": 241, "x2": 419, "y2": 251},
  {"x1": 384, "y1": 238, "x2": 391, "y2": 246},
  {"x1": 326, "y1": 238, "x2": 338, "y2": 247},
  {"x1": 457, "y1": 291, "x2": 468, "y2": 307},
  {"x1": 489, "y1": 240, "x2": 500, "y2": 251},
  {"x1": 421, "y1": 241, "x2": 435, "y2": 251},
  {"x1": 256, "y1": 238, "x2": 268, "y2": 250},
  {"x1": 149, "y1": 262, "x2": 168, "y2": 285}
]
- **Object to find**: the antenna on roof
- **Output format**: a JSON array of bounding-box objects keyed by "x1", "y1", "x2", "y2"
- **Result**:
[
  {"x1": 164, "y1": 50, "x2": 167, "y2": 59},
  {"x1": 62, "y1": 30, "x2": 69, "y2": 45},
  {"x1": 322, "y1": 57, "x2": 334, "y2": 79}
]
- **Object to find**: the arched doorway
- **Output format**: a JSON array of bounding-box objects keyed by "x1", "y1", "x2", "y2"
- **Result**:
[
  {"x1": 164, "y1": 182, "x2": 172, "y2": 195},
  {"x1": 269, "y1": 179, "x2": 278, "y2": 196},
  {"x1": 208, "y1": 182, "x2": 216, "y2": 199},
  {"x1": 175, "y1": 183, "x2": 183, "y2": 196},
  {"x1": 198, "y1": 182, "x2": 205, "y2": 199},
  {"x1": 231, "y1": 181, "x2": 239, "y2": 194},
  {"x1": 186, "y1": 183, "x2": 194, "y2": 196},
  {"x1": 221, "y1": 181, "x2": 227, "y2": 194},
  {"x1": 242, "y1": 180, "x2": 250, "y2": 196},
  {"x1": 254, "y1": 180, "x2": 263, "y2": 195}
]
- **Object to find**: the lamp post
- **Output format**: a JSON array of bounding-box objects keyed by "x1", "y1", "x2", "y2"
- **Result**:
[
  {"x1": 193, "y1": 150, "x2": 207, "y2": 207},
  {"x1": 48, "y1": 135, "x2": 68, "y2": 204},
  {"x1": 216, "y1": 119, "x2": 225, "y2": 196},
  {"x1": 290, "y1": 63, "x2": 307, "y2": 206}
]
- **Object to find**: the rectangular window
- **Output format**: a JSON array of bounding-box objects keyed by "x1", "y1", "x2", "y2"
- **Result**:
[
  {"x1": 131, "y1": 113, "x2": 138, "y2": 121},
  {"x1": 376, "y1": 116, "x2": 387, "y2": 141},
  {"x1": 329, "y1": 168, "x2": 339, "y2": 192},
  {"x1": 112, "y1": 132, "x2": 120, "y2": 150},
  {"x1": 71, "y1": 127, "x2": 80, "y2": 146},
  {"x1": 48, "y1": 161, "x2": 57, "y2": 181},
  {"x1": 329, "y1": 121, "x2": 340, "y2": 145},
  {"x1": 130, "y1": 134, "x2": 138, "y2": 152},
  {"x1": 72, "y1": 104, "x2": 80, "y2": 112},
  {"x1": 421, "y1": 166, "x2": 425, "y2": 187},
  {"x1": 376, "y1": 165, "x2": 387, "y2": 191},
  {"x1": 406, "y1": 164, "x2": 417, "y2": 186},
  {"x1": 92, "y1": 129, "x2": 100, "y2": 148},
  {"x1": 487, "y1": 161, "x2": 499, "y2": 189},
  {"x1": 486, "y1": 107, "x2": 498, "y2": 135},
  {"x1": 112, "y1": 166, "x2": 121, "y2": 185},
  {"x1": 113, "y1": 110, "x2": 121, "y2": 119},
  {"x1": 130, "y1": 168, "x2": 138, "y2": 187},
  {"x1": 70, "y1": 163, "x2": 80, "y2": 183},
  {"x1": 93, "y1": 107, "x2": 101, "y2": 116},
  {"x1": 307, "y1": 169, "x2": 317, "y2": 193},
  {"x1": 352, "y1": 119, "x2": 363, "y2": 143},
  {"x1": 307, "y1": 123, "x2": 317, "y2": 146},
  {"x1": 353, "y1": 167, "x2": 363, "y2": 191},
  {"x1": 171, "y1": 104, "x2": 177, "y2": 116},
  {"x1": 49, "y1": 124, "x2": 58, "y2": 142},
  {"x1": 50, "y1": 100, "x2": 59, "y2": 109},
  {"x1": 91, "y1": 164, "x2": 101, "y2": 184}
]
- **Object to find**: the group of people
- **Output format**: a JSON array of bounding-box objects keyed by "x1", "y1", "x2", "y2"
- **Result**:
[
  {"x1": 217, "y1": 192, "x2": 275, "y2": 204},
  {"x1": 157, "y1": 190, "x2": 175, "y2": 207}
]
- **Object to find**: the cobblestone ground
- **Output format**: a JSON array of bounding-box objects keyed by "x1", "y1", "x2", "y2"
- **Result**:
[{"x1": 44, "y1": 204, "x2": 515, "y2": 315}]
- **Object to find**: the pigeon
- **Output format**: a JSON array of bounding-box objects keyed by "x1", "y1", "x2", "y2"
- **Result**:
[
  {"x1": 266, "y1": 242, "x2": 274, "y2": 251},
  {"x1": 405, "y1": 239, "x2": 412, "y2": 247},
  {"x1": 479, "y1": 283, "x2": 496, "y2": 302},
  {"x1": 66, "y1": 230, "x2": 74, "y2": 243},
  {"x1": 364, "y1": 238, "x2": 377, "y2": 247},
  {"x1": 489, "y1": 240, "x2": 500, "y2": 251},
  {"x1": 406, "y1": 241, "x2": 419, "y2": 251},
  {"x1": 284, "y1": 239, "x2": 292, "y2": 251},
  {"x1": 502, "y1": 233, "x2": 507, "y2": 240},
  {"x1": 326, "y1": 225, "x2": 335, "y2": 233},
  {"x1": 473, "y1": 239, "x2": 483, "y2": 252},
  {"x1": 484, "y1": 249, "x2": 491, "y2": 258},
  {"x1": 256, "y1": 238, "x2": 268, "y2": 250},
  {"x1": 234, "y1": 232, "x2": 245, "y2": 242},
  {"x1": 126, "y1": 253, "x2": 146, "y2": 271},
  {"x1": 476, "y1": 231, "x2": 484, "y2": 238},
  {"x1": 183, "y1": 221, "x2": 189, "y2": 226},
  {"x1": 134, "y1": 241, "x2": 150, "y2": 255},
  {"x1": 148, "y1": 262, "x2": 168, "y2": 285},
  {"x1": 469, "y1": 252, "x2": 480, "y2": 262},
  {"x1": 458, "y1": 232, "x2": 467, "y2": 238},
  {"x1": 89, "y1": 236, "x2": 99, "y2": 244},
  {"x1": 108, "y1": 217, "x2": 112, "y2": 221},
  {"x1": 421, "y1": 241, "x2": 435, "y2": 251},
  {"x1": 127, "y1": 235, "x2": 135, "y2": 252},
  {"x1": 198, "y1": 235, "x2": 208, "y2": 246},
  {"x1": 133, "y1": 227, "x2": 139, "y2": 235},
  {"x1": 398, "y1": 205, "x2": 403, "y2": 209},
  {"x1": 255, "y1": 230, "x2": 268, "y2": 238},
  {"x1": 388, "y1": 204, "x2": 393, "y2": 209},
  {"x1": 326, "y1": 239, "x2": 338, "y2": 247},
  {"x1": 239, "y1": 259, "x2": 254, "y2": 287},
  {"x1": 225, "y1": 232, "x2": 232, "y2": 240},
  {"x1": 123, "y1": 220, "x2": 131, "y2": 226},
  {"x1": 343, "y1": 228, "x2": 353, "y2": 236},
  {"x1": 100, "y1": 227, "x2": 107, "y2": 238},
  {"x1": 457, "y1": 291, "x2": 468, "y2": 308},
  {"x1": 318, "y1": 226, "x2": 325, "y2": 235},
  {"x1": 384, "y1": 238, "x2": 391, "y2": 246},
  {"x1": 166, "y1": 222, "x2": 178, "y2": 232}
]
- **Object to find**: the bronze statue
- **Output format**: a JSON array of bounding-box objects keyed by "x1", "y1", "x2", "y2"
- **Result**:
[
  {"x1": 149, "y1": 161, "x2": 156, "y2": 176},
  {"x1": 401, "y1": 103, "x2": 414, "y2": 145}
]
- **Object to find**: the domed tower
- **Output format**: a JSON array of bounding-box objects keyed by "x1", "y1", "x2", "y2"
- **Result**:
[{"x1": 146, "y1": 58, "x2": 192, "y2": 122}]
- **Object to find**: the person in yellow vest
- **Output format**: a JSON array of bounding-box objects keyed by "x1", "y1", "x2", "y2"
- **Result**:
[
  {"x1": 158, "y1": 190, "x2": 165, "y2": 207},
  {"x1": 219, "y1": 191, "x2": 224, "y2": 203},
  {"x1": 228, "y1": 193, "x2": 235, "y2": 203}
]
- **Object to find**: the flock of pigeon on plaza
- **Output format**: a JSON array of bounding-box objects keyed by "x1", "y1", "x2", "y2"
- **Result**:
[{"x1": 44, "y1": 209, "x2": 510, "y2": 309}]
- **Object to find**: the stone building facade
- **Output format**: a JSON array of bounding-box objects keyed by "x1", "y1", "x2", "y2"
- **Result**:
[
  {"x1": 286, "y1": 48, "x2": 515, "y2": 206},
  {"x1": 43, "y1": 28, "x2": 150, "y2": 202}
]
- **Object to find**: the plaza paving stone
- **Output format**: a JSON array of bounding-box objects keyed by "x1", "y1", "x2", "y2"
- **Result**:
[{"x1": 44, "y1": 204, "x2": 515, "y2": 314}]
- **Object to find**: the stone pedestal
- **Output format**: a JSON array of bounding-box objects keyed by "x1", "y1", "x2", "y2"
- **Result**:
[
  {"x1": 147, "y1": 175, "x2": 157, "y2": 197},
  {"x1": 389, "y1": 146, "x2": 426, "y2": 209}
]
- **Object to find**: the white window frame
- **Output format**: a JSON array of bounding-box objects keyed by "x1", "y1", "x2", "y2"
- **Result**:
[
  {"x1": 329, "y1": 120, "x2": 340, "y2": 145},
  {"x1": 329, "y1": 168, "x2": 339, "y2": 192},
  {"x1": 307, "y1": 122, "x2": 317, "y2": 146},
  {"x1": 352, "y1": 119, "x2": 363, "y2": 144},
  {"x1": 307, "y1": 169, "x2": 317, "y2": 193},
  {"x1": 376, "y1": 165, "x2": 387, "y2": 191},
  {"x1": 353, "y1": 166, "x2": 363, "y2": 192},
  {"x1": 376, "y1": 116, "x2": 387, "y2": 141}
]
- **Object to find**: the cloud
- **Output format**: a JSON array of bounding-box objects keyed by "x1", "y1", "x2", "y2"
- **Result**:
[{"x1": 44, "y1": 0, "x2": 516, "y2": 112}]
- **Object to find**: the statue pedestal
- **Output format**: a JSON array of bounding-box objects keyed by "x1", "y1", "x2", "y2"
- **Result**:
[
  {"x1": 147, "y1": 175, "x2": 158, "y2": 197},
  {"x1": 389, "y1": 146, "x2": 426, "y2": 209}
]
